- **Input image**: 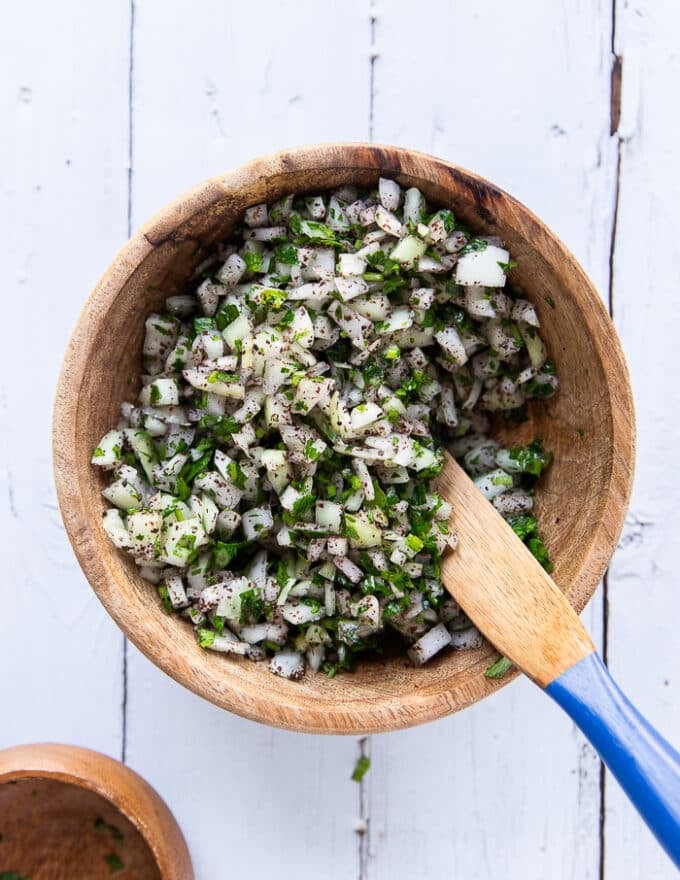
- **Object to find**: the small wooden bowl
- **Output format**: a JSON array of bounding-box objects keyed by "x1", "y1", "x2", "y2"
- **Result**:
[
  {"x1": 53, "y1": 144, "x2": 635, "y2": 734},
  {"x1": 0, "y1": 743, "x2": 193, "y2": 878}
]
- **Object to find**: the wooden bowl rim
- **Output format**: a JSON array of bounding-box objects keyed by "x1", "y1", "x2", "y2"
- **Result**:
[
  {"x1": 53, "y1": 143, "x2": 635, "y2": 734},
  {"x1": 0, "y1": 743, "x2": 193, "y2": 878}
]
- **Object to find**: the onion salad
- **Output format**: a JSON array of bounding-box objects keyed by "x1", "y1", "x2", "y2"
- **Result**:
[{"x1": 92, "y1": 179, "x2": 557, "y2": 680}]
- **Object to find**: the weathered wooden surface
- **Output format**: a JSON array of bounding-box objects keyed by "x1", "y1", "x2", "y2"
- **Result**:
[
  {"x1": 605, "y1": 2, "x2": 680, "y2": 877},
  {"x1": 0, "y1": 0, "x2": 128, "y2": 754},
  {"x1": 1, "y1": 0, "x2": 678, "y2": 877}
]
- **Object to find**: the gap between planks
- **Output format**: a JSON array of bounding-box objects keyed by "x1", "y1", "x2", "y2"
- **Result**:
[
  {"x1": 121, "y1": 0, "x2": 136, "y2": 766},
  {"x1": 600, "y1": 1, "x2": 624, "y2": 874}
]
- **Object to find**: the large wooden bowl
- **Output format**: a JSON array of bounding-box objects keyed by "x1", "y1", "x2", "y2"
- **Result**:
[
  {"x1": 0, "y1": 743, "x2": 193, "y2": 878},
  {"x1": 53, "y1": 144, "x2": 635, "y2": 734}
]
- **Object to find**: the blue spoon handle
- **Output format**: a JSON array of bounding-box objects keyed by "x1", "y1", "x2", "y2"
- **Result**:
[{"x1": 546, "y1": 652, "x2": 680, "y2": 868}]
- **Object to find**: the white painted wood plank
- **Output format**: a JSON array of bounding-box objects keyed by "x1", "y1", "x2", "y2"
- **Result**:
[
  {"x1": 126, "y1": 646, "x2": 361, "y2": 880},
  {"x1": 373, "y1": 0, "x2": 616, "y2": 294},
  {"x1": 0, "y1": 1, "x2": 129, "y2": 752},
  {"x1": 368, "y1": 2, "x2": 614, "y2": 877},
  {"x1": 604, "y1": 2, "x2": 680, "y2": 876},
  {"x1": 370, "y1": 677, "x2": 603, "y2": 880},
  {"x1": 130, "y1": 0, "x2": 372, "y2": 225},
  {"x1": 126, "y1": 2, "x2": 372, "y2": 875}
]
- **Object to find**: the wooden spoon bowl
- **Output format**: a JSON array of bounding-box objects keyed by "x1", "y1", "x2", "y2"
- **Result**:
[
  {"x1": 0, "y1": 743, "x2": 193, "y2": 879},
  {"x1": 53, "y1": 144, "x2": 635, "y2": 734}
]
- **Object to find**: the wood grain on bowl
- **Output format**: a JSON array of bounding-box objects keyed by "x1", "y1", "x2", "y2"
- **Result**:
[
  {"x1": 0, "y1": 744, "x2": 193, "y2": 879},
  {"x1": 52, "y1": 144, "x2": 635, "y2": 734}
]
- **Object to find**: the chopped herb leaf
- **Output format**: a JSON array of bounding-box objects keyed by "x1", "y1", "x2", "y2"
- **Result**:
[
  {"x1": 501, "y1": 319, "x2": 524, "y2": 349},
  {"x1": 343, "y1": 517, "x2": 360, "y2": 541},
  {"x1": 240, "y1": 588, "x2": 264, "y2": 623},
  {"x1": 213, "y1": 541, "x2": 244, "y2": 569},
  {"x1": 276, "y1": 245, "x2": 299, "y2": 264},
  {"x1": 524, "y1": 380, "x2": 555, "y2": 399},
  {"x1": 227, "y1": 460, "x2": 248, "y2": 489},
  {"x1": 460, "y1": 238, "x2": 488, "y2": 255},
  {"x1": 276, "y1": 308, "x2": 295, "y2": 329},
  {"x1": 484, "y1": 656, "x2": 513, "y2": 678},
  {"x1": 177, "y1": 447, "x2": 213, "y2": 492},
  {"x1": 508, "y1": 516, "x2": 536, "y2": 542},
  {"x1": 363, "y1": 363, "x2": 384, "y2": 386},
  {"x1": 94, "y1": 818, "x2": 124, "y2": 842},
  {"x1": 157, "y1": 585, "x2": 173, "y2": 613},
  {"x1": 405, "y1": 533, "x2": 424, "y2": 553},
  {"x1": 104, "y1": 854, "x2": 124, "y2": 874},
  {"x1": 215, "y1": 302, "x2": 240, "y2": 330},
  {"x1": 193, "y1": 317, "x2": 215, "y2": 335},
  {"x1": 508, "y1": 516, "x2": 553, "y2": 572},
  {"x1": 527, "y1": 535, "x2": 554, "y2": 572},
  {"x1": 304, "y1": 439, "x2": 321, "y2": 461},
  {"x1": 209, "y1": 369, "x2": 238, "y2": 384},
  {"x1": 243, "y1": 251, "x2": 263, "y2": 273},
  {"x1": 292, "y1": 494, "x2": 315, "y2": 519},
  {"x1": 508, "y1": 439, "x2": 552, "y2": 477},
  {"x1": 198, "y1": 628, "x2": 216, "y2": 648},
  {"x1": 437, "y1": 209, "x2": 456, "y2": 233},
  {"x1": 351, "y1": 755, "x2": 371, "y2": 782},
  {"x1": 276, "y1": 560, "x2": 289, "y2": 589},
  {"x1": 261, "y1": 287, "x2": 287, "y2": 308},
  {"x1": 299, "y1": 219, "x2": 337, "y2": 241}
]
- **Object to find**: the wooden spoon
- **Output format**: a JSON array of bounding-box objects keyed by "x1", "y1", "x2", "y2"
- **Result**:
[{"x1": 436, "y1": 451, "x2": 680, "y2": 869}]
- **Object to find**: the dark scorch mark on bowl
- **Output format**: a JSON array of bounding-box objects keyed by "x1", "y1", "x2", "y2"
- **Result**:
[{"x1": 445, "y1": 165, "x2": 501, "y2": 226}]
